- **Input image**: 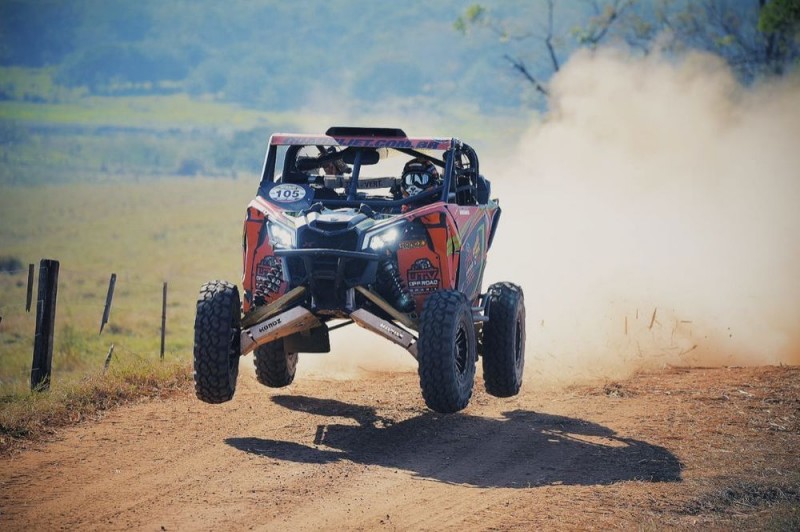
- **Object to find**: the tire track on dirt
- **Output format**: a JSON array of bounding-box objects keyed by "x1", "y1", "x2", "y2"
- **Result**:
[{"x1": 1, "y1": 366, "x2": 797, "y2": 530}]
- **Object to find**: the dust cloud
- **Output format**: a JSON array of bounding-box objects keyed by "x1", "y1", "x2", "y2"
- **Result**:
[
  {"x1": 296, "y1": 47, "x2": 799, "y2": 386},
  {"x1": 487, "y1": 48, "x2": 800, "y2": 384}
]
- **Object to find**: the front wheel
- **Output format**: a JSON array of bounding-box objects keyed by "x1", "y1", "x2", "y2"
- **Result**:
[
  {"x1": 481, "y1": 282, "x2": 526, "y2": 397},
  {"x1": 417, "y1": 290, "x2": 477, "y2": 413},
  {"x1": 253, "y1": 339, "x2": 298, "y2": 388},
  {"x1": 193, "y1": 280, "x2": 241, "y2": 404}
]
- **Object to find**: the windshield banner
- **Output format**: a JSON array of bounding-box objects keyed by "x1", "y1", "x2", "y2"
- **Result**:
[{"x1": 271, "y1": 134, "x2": 451, "y2": 150}]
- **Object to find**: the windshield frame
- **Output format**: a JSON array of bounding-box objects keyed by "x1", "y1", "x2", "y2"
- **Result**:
[{"x1": 259, "y1": 133, "x2": 467, "y2": 209}]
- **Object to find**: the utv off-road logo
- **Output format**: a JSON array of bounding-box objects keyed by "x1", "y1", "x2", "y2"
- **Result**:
[{"x1": 407, "y1": 258, "x2": 439, "y2": 294}]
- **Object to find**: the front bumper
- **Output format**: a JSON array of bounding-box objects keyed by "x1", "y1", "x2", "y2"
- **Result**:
[{"x1": 275, "y1": 248, "x2": 381, "y2": 310}]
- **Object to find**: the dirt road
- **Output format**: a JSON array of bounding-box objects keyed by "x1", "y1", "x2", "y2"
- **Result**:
[{"x1": 1, "y1": 364, "x2": 798, "y2": 530}]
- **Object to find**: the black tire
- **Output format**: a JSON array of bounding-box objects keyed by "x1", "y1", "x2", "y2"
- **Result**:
[
  {"x1": 482, "y1": 282, "x2": 526, "y2": 397},
  {"x1": 193, "y1": 280, "x2": 241, "y2": 404},
  {"x1": 253, "y1": 339, "x2": 298, "y2": 388},
  {"x1": 417, "y1": 290, "x2": 477, "y2": 413}
]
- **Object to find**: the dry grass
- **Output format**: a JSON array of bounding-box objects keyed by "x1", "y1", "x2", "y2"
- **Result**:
[
  {"x1": 0, "y1": 178, "x2": 255, "y2": 393},
  {"x1": 0, "y1": 360, "x2": 192, "y2": 455},
  {"x1": 0, "y1": 179, "x2": 258, "y2": 454}
]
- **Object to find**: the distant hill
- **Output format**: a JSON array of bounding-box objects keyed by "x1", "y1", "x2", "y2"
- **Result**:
[
  {"x1": 2, "y1": 0, "x2": 791, "y2": 184},
  {"x1": 0, "y1": 1, "x2": 552, "y2": 184},
  {"x1": 0, "y1": 0, "x2": 541, "y2": 111}
]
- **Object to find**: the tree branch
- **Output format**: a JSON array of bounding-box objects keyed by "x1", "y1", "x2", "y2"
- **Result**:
[
  {"x1": 545, "y1": 0, "x2": 561, "y2": 72},
  {"x1": 504, "y1": 55, "x2": 549, "y2": 96}
]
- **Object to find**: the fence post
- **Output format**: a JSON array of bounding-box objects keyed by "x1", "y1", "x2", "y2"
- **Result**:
[
  {"x1": 31, "y1": 259, "x2": 59, "y2": 392},
  {"x1": 99, "y1": 273, "x2": 116, "y2": 335},
  {"x1": 160, "y1": 282, "x2": 168, "y2": 360},
  {"x1": 26, "y1": 263, "x2": 34, "y2": 312},
  {"x1": 103, "y1": 344, "x2": 115, "y2": 372}
]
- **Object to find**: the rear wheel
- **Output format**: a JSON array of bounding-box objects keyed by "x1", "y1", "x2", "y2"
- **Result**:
[
  {"x1": 417, "y1": 290, "x2": 477, "y2": 413},
  {"x1": 193, "y1": 280, "x2": 241, "y2": 404},
  {"x1": 482, "y1": 282, "x2": 526, "y2": 397},
  {"x1": 253, "y1": 339, "x2": 298, "y2": 388}
]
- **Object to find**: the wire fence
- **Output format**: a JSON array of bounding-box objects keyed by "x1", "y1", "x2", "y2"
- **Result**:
[{"x1": 0, "y1": 259, "x2": 197, "y2": 394}]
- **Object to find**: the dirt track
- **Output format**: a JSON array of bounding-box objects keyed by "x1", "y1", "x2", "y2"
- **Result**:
[{"x1": 1, "y1": 364, "x2": 798, "y2": 530}]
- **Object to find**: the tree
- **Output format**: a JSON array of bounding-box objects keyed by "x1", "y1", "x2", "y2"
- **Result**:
[
  {"x1": 455, "y1": 1, "x2": 635, "y2": 99},
  {"x1": 0, "y1": 1, "x2": 80, "y2": 66},
  {"x1": 455, "y1": 0, "x2": 800, "y2": 101},
  {"x1": 647, "y1": 0, "x2": 800, "y2": 78},
  {"x1": 55, "y1": 44, "x2": 189, "y2": 93},
  {"x1": 759, "y1": 0, "x2": 800, "y2": 34},
  {"x1": 757, "y1": 0, "x2": 800, "y2": 74}
]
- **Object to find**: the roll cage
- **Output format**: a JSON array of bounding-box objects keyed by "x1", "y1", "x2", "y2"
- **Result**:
[{"x1": 258, "y1": 126, "x2": 487, "y2": 211}]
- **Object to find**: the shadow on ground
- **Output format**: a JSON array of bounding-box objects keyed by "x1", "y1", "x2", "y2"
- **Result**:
[{"x1": 225, "y1": 395, "x2": 682, "y2": 488}]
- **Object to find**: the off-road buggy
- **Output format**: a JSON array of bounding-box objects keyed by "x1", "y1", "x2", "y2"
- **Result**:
[{"x1": 194, "y1": 126, "x2": 525, "y2": 413}]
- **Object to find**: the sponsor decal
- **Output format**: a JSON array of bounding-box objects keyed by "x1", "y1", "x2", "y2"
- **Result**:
[
  {"x1": 407, "y1": 258, "x2": 440, "y2": 294},
  {"x1": 275, "y1": 136, "x2": 332, "y2": 145},
  {"x1": 356, "y1": 179, "x2": 387, "y2": 189},
  {"x1": 378, "y1": 322, "x2": 404, "y2": 340},
  {"x1": 271, "y1": 136, "x2": 450, "y2": 150},
  {"x1": 333, "y1": 137, "x2": 448, "y2": 150},
  {"x1": 446, "y1": 235, "x2": 460, "y2": 256},
  {"x1": 254, "y1": 256, "x2": 282, "y2": 305},
  {"x1": 269, "y1": 184, "x2": 306, "y2": 203},
  {"x1": 257, "y1": 317, "x2": 283, "y2": 334},
  {"x1": 398, "y1": 239, "x2": 426, "y2": 250}
]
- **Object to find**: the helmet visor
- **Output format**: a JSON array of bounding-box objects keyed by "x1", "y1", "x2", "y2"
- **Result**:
[{"x1": 404, "y1": 172, "x2": 432, "y2": 188}]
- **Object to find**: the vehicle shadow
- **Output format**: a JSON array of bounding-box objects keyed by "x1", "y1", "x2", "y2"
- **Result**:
[{"x1": 225, "y1": 395, "x2": 682, "y2": 488}]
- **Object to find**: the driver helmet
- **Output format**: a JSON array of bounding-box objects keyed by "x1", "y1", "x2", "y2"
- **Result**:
[{"x1": 401, "y1": 158, "x2": 440, "y2": 197}]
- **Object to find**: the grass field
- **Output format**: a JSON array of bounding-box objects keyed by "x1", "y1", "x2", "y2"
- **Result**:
[
  {"x1": 0, "y1": 76, "x2": 530, "y2": 401},
  {"x1": 0, "y1": 178, "x2": 259, "y2": 396},
  {"x1": 0, "y1": 94, "x2": 284, "y2": 130}
]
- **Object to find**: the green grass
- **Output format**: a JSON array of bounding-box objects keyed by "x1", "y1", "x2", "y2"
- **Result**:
[
  {"x1": 0, "y1": 66, "x2": 86, "y2": 103},
  {"x1": 0, "y1": 178, "x2": 258, "y2": 395},
  {"x1": 0, "y1": 93, "x2": 282, "y2": 131}
]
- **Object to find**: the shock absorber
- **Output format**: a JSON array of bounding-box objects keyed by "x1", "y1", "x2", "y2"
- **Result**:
[{"x1": 377, "y1": 259, "x2": 415, "y2": 313}]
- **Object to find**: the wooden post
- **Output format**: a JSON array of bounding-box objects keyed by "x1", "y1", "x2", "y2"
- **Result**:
[
  {"x1": 31, "y1": 259, "x2": 59, "y2": 391},
  {"x1": 26, "y1": 263, "x2": 34, "y2": 312},
  {"x1": 99, "y1": 273, "x2": 116, "y2": 335},
  {"x1": 103, "y1": 344, "x2": 115, "y2": 372},
  {"x1": 160, "y1": 282, "x2": 168, "y2": 360}
]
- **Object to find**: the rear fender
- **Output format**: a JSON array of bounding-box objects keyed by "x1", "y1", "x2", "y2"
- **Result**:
[{"x1": 447, "y1": 205, "x2": 494, "y2": 302}]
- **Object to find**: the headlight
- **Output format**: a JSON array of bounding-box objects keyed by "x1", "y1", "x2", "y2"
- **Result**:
[
  {"x1": 363, "y1": 222, "x2": 405, "y2": 251},
  {"x1": 267, "y1": 220, "x2": 296, "y2": 249}
]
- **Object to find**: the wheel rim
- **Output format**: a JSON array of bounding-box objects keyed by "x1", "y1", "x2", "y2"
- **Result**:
[{"x1": 454, "y1": 322, "x2": 469, "y2": 376}]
